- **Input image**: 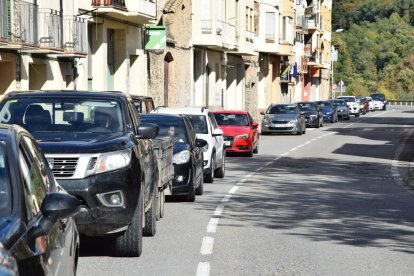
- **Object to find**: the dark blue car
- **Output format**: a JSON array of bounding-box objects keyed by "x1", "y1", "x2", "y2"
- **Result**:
[
  {"x1": 316, "y1": 101, "x2": 338, "y2": 123},
  {"x1": 0, "y1": 124, "x2": 81, "y2": 275},
  {"x1": 140, "y1": 114, "x2": 207, "y2": 202}
]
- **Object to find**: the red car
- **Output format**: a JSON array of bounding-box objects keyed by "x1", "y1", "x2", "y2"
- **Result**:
[{"x1": 213, "y1": 110, "x2": 259, "y2": 157}]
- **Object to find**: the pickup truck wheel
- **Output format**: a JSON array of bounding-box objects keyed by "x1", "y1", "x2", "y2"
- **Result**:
[
  {"x1": 143, "y1": 187, "x2": 157, "y2": 237},
  {"x1": 214, "y1": 154, "x2": 225, "y2": 178},
  {"x1": 204, "y1": 157, "x2": 215, "y2": 183},
  {"x1": 113, "y1": 190, "x2": 143, "y2": 257}
]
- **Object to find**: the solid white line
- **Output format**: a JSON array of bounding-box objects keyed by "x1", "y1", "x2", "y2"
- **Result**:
[
  {"x1": 200, "y1": 237, "x2": 214, "y2": 255},
  {"x1": 196, "y1": 262, "x2": 210, "y2": 276},
  {"x1": 207, "y1": 218, "x2": 220, "y2": 233}
]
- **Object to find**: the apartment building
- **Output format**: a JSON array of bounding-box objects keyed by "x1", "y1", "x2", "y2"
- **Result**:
[
  {"x1": 79, "y1": 0, "x2": 157, "y2": 94},
  {"x1": 0, "y1": 0, "x2": 87, "y2": 94},
  {"x1": 191, "y1": 0, "x2": 257, "y2": 110}
]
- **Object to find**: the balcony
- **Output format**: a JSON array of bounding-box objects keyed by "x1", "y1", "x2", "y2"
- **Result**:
[
  {"x1": 306, "y1": 14, "x2": 320, "y2": 32},
  {"x1": 91, "y1": 0, "x2": 156, "y2": 24},
  {"x1": 194, "y1": 18, "x2": 238, "y2": 51},
  {"x1": 0, "y1": 0, "x2": 38, "y2": 48},
  {"x1": 307, "y1": 49, "x2": 323, "y2": 67},
  {"x1": 37, "y1": 9, "x2": 63, "y2": 51},
  {"x1": 63, "y1": 16, "x2": 87, "y2": 56}
]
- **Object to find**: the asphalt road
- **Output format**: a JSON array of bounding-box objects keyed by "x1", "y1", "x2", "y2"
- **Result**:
[{"x1": 78, "y1": 106, "x2": 414, "y2": 276}]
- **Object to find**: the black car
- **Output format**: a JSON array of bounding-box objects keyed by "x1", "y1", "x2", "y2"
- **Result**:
[
  {"x1": 0, "y1": 124, "x2": 81, "y2": 275},
  {"x1": 0, "y1": 90, "x2": 159, "y2": 257},
  {"x1": 297, "y1": 101, "x2": 323, "y2": 128},
  {"x1": 139, "y1": 114, "x2": 207, "y2": 202},
  {"x1": 370, "y1": 93, "x2": 387, "y2": 110}
]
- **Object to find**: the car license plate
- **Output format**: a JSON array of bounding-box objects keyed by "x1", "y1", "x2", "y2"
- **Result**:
[
  {"x1": 224, "y1": 141, "x2": 231, "y2": 146},
  {"x1": 273, "y1": 124, "x2": 286, "y2": 127}
]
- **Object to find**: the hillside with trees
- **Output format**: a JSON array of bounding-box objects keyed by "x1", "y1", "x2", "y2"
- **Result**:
[{"x1": 332, "y1": 0, "x2": 414, "y2": 99}]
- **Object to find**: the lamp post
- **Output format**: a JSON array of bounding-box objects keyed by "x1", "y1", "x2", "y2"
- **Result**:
[{"x1": 331, "y1": 29, "x2": 343, "y2": 99}]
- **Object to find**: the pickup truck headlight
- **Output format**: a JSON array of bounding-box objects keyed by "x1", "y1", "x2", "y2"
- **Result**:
[
  {"x1": 95, "y1": 149, "x2": 132, "y2": 174},
  {"x1": 173, "y1": 150, "x2": 190, "y2": 164},
  {"x1": 236, "y1": 134, "x2": 249, "y2": 139}
]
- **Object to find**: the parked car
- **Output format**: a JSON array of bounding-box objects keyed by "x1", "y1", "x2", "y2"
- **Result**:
[
  {"x1": 0, "y1": 90, "x2": 160, "y2": 257},
  {"x1": 140, "y1": 113, "x2": 206, "y2": 201},
  {"x1": 336, "y1": 96, "x2": 360, "y2": 117},
  {"x1": 260, "y1": 103, "x2": 306, "y2": 135},
  {"x1": 0, "y1": 124, "x2": 81, "y2": 275},
  {"x1": 213, "y1": 110, "x2": 260, "y2": 157},
  {"x1": 365, "y1": 96, "x2": 375, "y2": 111},
  {"x1": 316, "y1": 101, "x2": 338, "y2": 123},
  {"x1": 131, "y1": 95, "x2": 156, "y2": 113},
  {"x1": 153, "y1": 107, "x2": 225, "y2": 183},
  {"x1": 330, "y1": 99, "x2": 350, "y2": 120},
  {"x1": 297, "y1": 101, "x2": 323, "y2": 128},
  {"x1": 370, "y1": 93, "x2": 387, "y2": 110}
]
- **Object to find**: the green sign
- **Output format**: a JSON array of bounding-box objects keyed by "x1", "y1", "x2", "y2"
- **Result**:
[{"x1": 145, "y1": 26, "x2": 166, "y2": 50}]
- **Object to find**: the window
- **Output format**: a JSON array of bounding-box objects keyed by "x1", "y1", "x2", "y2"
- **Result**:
[
  {"x1": 265, "y1": 12, "x2": 275, "y2": 42},
  {"x1": 282, "y1": 16, "x2": 293, "y2": 43},
  {"x1": 0, "y1": 142, "x2": 11, "y2": 217},
  {"x1": 19, "y1": 142, "x2": 47, "y2": 220}
]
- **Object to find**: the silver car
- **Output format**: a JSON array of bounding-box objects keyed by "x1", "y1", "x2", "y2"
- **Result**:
[{"x1": 260, "y1": 104, "x2": 306, "y2": 135}]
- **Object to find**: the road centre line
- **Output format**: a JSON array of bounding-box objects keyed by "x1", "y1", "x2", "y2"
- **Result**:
[
  {"x1": 196, "y1": 262, "x2": 210, "y2": 276},
  {"x1": 200, "y1": 237, "x2": 214, "y2": 255},
  {"x1": 197, "y1": 126, "x2": 354, "y2": 276}
]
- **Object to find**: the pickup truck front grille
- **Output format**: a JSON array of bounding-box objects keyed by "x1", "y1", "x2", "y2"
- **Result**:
[{"x1": 47, "y1": 157, "x2": 78, "y2": 178}]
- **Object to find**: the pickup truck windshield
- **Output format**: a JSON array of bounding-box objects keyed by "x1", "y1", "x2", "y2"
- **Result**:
[{"x1": 0, "y1": 97, "x2": 124, "y2": 133}]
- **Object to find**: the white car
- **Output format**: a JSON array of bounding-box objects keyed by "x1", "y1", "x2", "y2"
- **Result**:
[
  {"x1": 153, "y1": 107, "x2": 226, "y2": 183},
  {"x1": 337, "y1": 96, "x2": 360, "y2": 117},
  {"x1": 366, "y1": 96, "x2": 375, "y2": 111}
]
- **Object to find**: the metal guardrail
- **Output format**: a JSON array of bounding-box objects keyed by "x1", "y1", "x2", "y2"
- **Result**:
[{"x1": 388, "y1": 100, "x2": 414, "y2": 106}]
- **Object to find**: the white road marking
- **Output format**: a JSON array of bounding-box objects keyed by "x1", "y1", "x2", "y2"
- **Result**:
[
  {"x1": 196, "y1": 262, "x2": 210, "y2": 276},
  {"x1": 213, "y1": 204, "x2": 225, "y2": 216},
  {"x1": 228, "y1": 186, "x2": 239, "y2": 194},
  {"x1": 207, "y1": 218, "x2": 220, "y2": 233},
  {"x1": 200, "y1": 237, "x2": 214, "y2": 255},
  {"x1": 221, "y1": 194, "x2": 232, "y2": 203}
]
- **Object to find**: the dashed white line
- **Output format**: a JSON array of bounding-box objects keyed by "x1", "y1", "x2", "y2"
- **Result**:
[
  {"x1": 196, "y1": 262, "x2": 210, "y2": 276},
  {"x1": 207, "y1": 218, "x2": 220, "y2": 233},
  {"x1": 221, "y1": 194, "x2": 232, "y2": 203},
  {"x1": 200, "y1": 237, "x2": 214, "y2": 255},
  {"x1": 228, "y1": 186, "x2": 239, "y2": 194},
  {"x1": 213, "y1": 204, "x2": 225, "y2": 216}
]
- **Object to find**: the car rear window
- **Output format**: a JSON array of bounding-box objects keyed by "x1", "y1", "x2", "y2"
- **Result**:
[
  {"x1": 185, "y1": 115, "x2": 208, "y2": 134},
  {"x1": 213, "y1": 113, "x2": 249, "y2": 126}
]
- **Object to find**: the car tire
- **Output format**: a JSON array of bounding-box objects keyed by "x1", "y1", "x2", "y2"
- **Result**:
[
  {"x1": 187, "y1": 180, "x2": 196, "y2": 202},
  {"x1": 204, "y1": 157, "x2": 215, "y2": 183},
  {"x1": 113, "y1": 189, "x2": 143, "y2": 257},
  {"x1": 214, "y1": 154, "x2": 225, "y2": 178},
  {"x1": 345, "y1": 115, "x2": 350, "y2": 120},
  {"x1": 355, "y1": 113, "x2": 360, "y2": 117},
  {"x1": 302, "y1": 128, "x2": 306, "y2": 134},
  {"x1": 143, "y1": 187, "x2": 157, "y2": 237},
  {"x1": 261, "y1": 131, "x2": 268, "y2": 135},
  {"x1": 195, "y1": 174, "x2": 204, "y2": 195}
]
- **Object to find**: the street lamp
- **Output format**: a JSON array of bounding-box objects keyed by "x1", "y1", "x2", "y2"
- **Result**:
[{"x1": 331, "y1": 29, "x2": 343, "y2": 99}]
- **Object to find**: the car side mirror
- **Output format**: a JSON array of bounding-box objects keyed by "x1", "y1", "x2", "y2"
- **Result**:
[
  {"x1": 300, "y1": 111, "x2": 305, "y2": 115},
  {"x1": 252, "y1": 122, "x2": 259, "y2": 128},
  {"x1": 136, "y1": 123, "x2": 159, "y2": 139},
  {"x1": 29, "y1": 193, "x2": 81, "y2": 238},
  {"x1": 212, "y1": 128, "x2": 223, "y2": 137},
  {"x1": 260, "y1": 111, "x2": 265, "y2": 116},
  {"x1": 196, "y1": 138, "x2": 207, "y2": 149}
]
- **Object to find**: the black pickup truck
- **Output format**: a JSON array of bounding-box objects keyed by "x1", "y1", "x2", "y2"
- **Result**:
[{"x1": 0, "y1": 90, "x2": 159, "y2": 257}]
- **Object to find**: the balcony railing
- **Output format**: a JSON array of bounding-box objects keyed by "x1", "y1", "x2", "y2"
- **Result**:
[
  {"x1": 222, "y1": 22, "x2": 236, "y2": 48},
  {"x1": 64, "y1": 16, "x2": 87, "y2": 54},
  {"x1": 10, "y1": 0, "x2": 38, "y2": 45},
  {"x1": 38, "y1": 8, "x2": 63, "y2": 49},
  {"x1": 91, "y1": 0, "x2": 126, "y2": 10},
  {"x1": 306, "y1": 14, "x2": 320, "y2": 30},
  {"x1": 245, "y1": 31, "x2": 256, "y2": 42},
  {"x1": 201, "y1": 20, "x2": 212, "y2": 34}
]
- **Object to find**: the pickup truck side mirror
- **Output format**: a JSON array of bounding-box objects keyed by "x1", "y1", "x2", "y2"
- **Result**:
[{"x1": 136, "y1": 123, "x2": 159, "y2": 139}]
